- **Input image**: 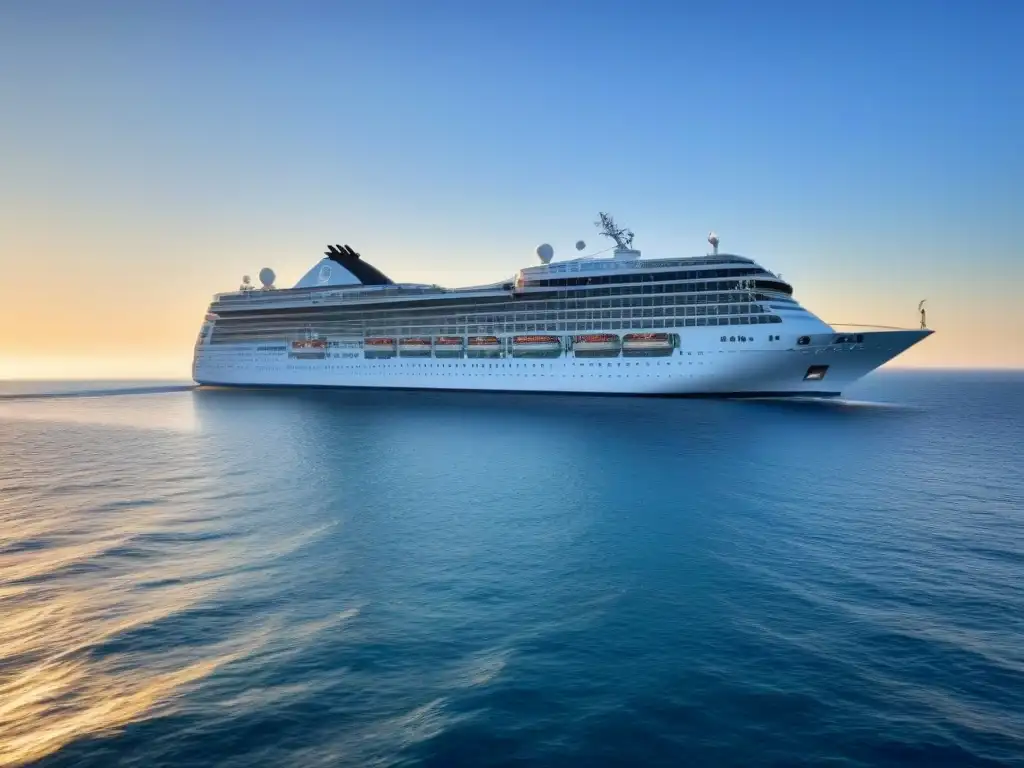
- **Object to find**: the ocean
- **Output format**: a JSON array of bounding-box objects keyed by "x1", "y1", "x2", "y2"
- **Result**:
[{"x1": 1, "y1": 371, "x2": 1022, "y2": 767}]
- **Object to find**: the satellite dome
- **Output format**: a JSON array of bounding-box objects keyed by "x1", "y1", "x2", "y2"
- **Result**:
[
  {"x1": 536, "y1": 243, "x2": 554, "y2": 264},
  {"x1": 708, "y1": 231, "x2": 720, "y2": 254},
  {"x1": 575, "y1": 240, "x2": 586, "y2": 251},
  {"x1": 259, "y1": 267, "x2": 276, "y2": 288}
]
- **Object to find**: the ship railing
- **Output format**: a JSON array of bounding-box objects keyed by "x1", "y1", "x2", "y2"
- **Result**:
[
  {"x1": 827, "y1": 323, "x2": 923, "y2": 332},
  {"x1": 533, "y1": 256, "x2": 755, "y2": 275},
  {"x1": 212, "y1": 283, "x2": 508, "y2": 305}
]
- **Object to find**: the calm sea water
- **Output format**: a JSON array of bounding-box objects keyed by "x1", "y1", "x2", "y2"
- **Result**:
[{"x1": 1, "y1": 371, "x2": 1022, "y2": 767}]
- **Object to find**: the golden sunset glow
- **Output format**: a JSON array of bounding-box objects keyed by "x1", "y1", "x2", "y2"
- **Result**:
[
  {"x1": 1, "y1": 227, "x2": 1020, "y2": 379},
  {"x1": 1, "y1": 2, "x2": 1020, "y2": 381}
]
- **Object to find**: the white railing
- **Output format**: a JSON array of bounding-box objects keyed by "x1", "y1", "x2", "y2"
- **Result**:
[{"x1": 827, "y1": 323, "x2": 921, "y2": 331}]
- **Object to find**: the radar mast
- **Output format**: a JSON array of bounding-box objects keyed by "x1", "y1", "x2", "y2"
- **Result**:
[{"x1": 595, "y1": 212, "x2": 634, "y2": 250}]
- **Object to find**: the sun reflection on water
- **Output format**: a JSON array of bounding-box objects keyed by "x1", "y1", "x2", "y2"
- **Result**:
[
  {"x1": 0, "y1": 390, "x2": 273, "y2": 766},
  {"x1": 0, "y1": 502, "x2": 264, "y2": 767},
  {"x1": 0, "y1": 497, "x2": 341, "y2": 767}
]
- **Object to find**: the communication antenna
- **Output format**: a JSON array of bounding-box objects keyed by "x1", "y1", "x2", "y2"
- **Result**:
[
  {"x1": 708, "y1": 231, "x2": 720, "y2": 255},
  {"x1": 575, "y1": 240, "x2": 586, "y2": 251},
  {"x1": 595, "y1": 212, "x2": 634, "y2": 249},
  {"x1": 536, "y1": 243, "x2": 554, "y2": 264},
  {"x1": 918, "y1": 299, "x2": 927, "y2": 329},
  {"x1": 240, "y1": 274, "x2": 252, "y2": 291}
]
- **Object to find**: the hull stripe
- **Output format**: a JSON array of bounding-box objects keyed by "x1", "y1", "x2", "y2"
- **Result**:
[{"x1": 195, "y1": 381, "x2": 842, "y2": 399}]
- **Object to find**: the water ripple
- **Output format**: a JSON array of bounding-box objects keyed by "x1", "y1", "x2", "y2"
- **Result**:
[{"x1": 0, "y1": 373, "x2": 1022, "y2": 767}]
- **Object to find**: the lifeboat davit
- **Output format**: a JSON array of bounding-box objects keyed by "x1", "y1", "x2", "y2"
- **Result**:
[{"x1": 572, "y1": 333, "x2": 620, "y2": 358}]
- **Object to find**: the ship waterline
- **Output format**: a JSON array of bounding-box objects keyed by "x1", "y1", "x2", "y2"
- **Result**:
[{"x1": 192, "y1": 217, "x2": 932, "y2": 396}]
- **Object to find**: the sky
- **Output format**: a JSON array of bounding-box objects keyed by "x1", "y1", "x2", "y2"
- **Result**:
[{"x1": 1, "y1": 0, "x2": 1021, "y2": 378}]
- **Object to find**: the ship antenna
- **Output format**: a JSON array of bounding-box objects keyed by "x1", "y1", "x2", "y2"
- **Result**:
[
  {"x1": 918, "y1": 299, "x2": 927, "y2": 329},
  {"x1": 595, "y1": 212, "x2": 634, "y2": 249}
]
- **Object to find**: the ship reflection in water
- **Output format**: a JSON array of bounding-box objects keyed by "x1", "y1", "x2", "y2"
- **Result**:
[{"x1": 1, "y1": 373, "x2": 1022, "y2": 767}]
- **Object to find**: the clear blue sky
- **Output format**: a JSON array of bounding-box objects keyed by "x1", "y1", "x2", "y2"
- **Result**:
[{"x1": 1, "y1": 0, "x2": 1021, "y2": 374}]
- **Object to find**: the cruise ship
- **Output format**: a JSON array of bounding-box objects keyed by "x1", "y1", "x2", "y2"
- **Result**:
[{"x1": 192, "y1": 214, "x2": 932, "y2": 397}]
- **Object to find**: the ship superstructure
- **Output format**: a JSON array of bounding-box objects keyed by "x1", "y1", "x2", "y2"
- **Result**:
[{"x1": 192, "y1": 215, "x2": 932, "y2": 396}]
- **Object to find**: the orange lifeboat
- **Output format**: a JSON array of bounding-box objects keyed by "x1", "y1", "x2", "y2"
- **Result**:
[
  {"x1": 290, "y1": 338, "x2": 328, "y2": 359},
  {"x1": 398, "y1": 337, "x2": 432, "y2": 357},
  {"x1": 572, "y1": 333, "x2": 620, "y2": 358},
  {"x1": 467, "y1": 335, "x2": 503, "y2": 358},
  {"x1": 622, "y1": 332, "x2": 673, "y2": 357},
  {"x1": 291, "y1": 338, "x2": 327, "y2": 350},
  {"x1": 511, "y1": 334, "x2": 562, "y2": 358},
  {"x1": 364, "y1": 336, "x2": 397, "y2": 358},
  {"x1": 434, "y1": 336, "x2": 464, "y2": 357}
]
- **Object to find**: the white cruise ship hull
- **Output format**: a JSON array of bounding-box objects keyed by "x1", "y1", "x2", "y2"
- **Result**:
[{"x1": 193, "y1": 329, "x2": 931, "y2": 397}]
